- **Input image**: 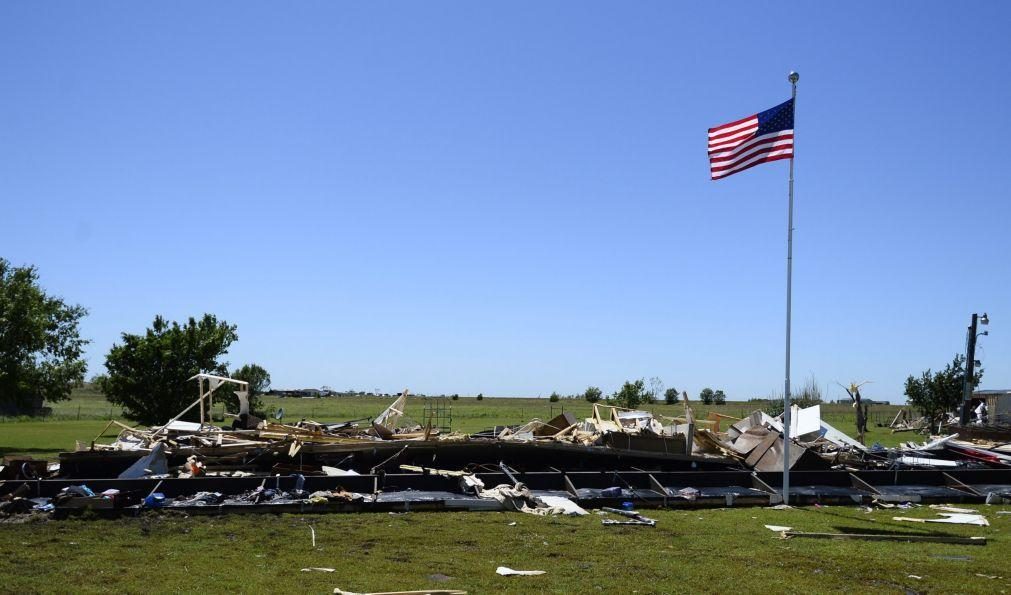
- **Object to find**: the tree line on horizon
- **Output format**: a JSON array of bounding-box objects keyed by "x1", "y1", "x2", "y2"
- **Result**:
[{"x1": 0, "y1": 258, "x2": 983, "y2": 427}]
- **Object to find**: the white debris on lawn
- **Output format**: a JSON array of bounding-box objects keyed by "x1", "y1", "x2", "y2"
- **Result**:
[
  {"x1": 496, "y1": 567, "x2": 546, "y2": 576},
  {"x1": 893, "y1": 513, "x2": 990, "y2": 526}
]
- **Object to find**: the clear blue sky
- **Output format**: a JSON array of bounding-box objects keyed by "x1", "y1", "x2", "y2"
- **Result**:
[{"x1": 3, "y1": 2, "x2": 1009, "y2": 402}]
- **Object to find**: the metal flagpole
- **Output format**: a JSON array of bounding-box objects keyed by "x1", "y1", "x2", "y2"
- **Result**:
[{"x1": 782, "y1": 71, "x2": 799, "y2": 504}]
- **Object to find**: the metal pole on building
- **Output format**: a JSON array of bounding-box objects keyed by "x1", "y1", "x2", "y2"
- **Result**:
[
  {"x1": 960, "y1": 314, "x2": 978, "y2": 425},
  {"x1": 960, "y1": 312, "x2": 987, "y2": 424},
  {"x1": 782, "y1": 71, "x2": 799, "y2": 504}
]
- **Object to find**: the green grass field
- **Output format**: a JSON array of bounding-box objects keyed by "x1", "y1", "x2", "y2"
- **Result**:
[
  {"x1": 3, "y1": 391, "x2": 1007, "y2": 594},
  {"x1": 0, "y1": 389, "x2": 910, "y2": 460},
  {"x1": 1, "y1": 504, "x2": 1008, "y2": 593}
]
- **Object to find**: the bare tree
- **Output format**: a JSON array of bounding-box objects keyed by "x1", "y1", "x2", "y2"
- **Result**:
[
  {"x1": 798, "y1": 374, "x2": 823, "y2": 404},
  {"x1": 839, "y1": 380, "x2": 872, "y2": 445},
  {"x1": 646, "y1": 376, "x2": 664, "y2": 404}
]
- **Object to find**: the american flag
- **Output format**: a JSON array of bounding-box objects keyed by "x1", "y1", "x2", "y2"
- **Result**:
[{"x1": 708, "y1": 98, "x2": 794, "y2": 180}]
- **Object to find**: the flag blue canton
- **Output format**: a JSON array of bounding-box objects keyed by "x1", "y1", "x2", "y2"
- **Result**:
[{"x1": 756, "y1": 99, "x2": 794, "y2": 136}]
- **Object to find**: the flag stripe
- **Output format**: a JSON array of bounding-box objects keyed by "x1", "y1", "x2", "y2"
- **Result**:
[
  {"x1": 710, "y1": 136, "x2": 793, "y2": 169},
  {"x1": 708, "y1": 125, "x2": 759, "y2": 148},
  {"x1": 710, "y1": 140, "x2": 793, "y2": 173},
  {"x1": 709, "y1": 129, "x2": 792, "y2": 156},
  {"x1": 708, "y1": 118, "x2": 758, "y2": 141},
  {"x1": 709, "y1": 132, "x2": 794, "y2": 163},
  {"x1": 707, "y1": 113, "x2": 758, "y2": 136},
  {"x1": 711, "y1": 151, "x2": 793, "y2": 179}
]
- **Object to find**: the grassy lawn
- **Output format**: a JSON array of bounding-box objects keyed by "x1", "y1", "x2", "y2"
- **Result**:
[
  {"x1": 0, "y1": 504, "x2": 1007, "y2": 594},
  {"x1": 1, "y1": 392, "x2": 1000, "y2": 594},
  {"x1": 0, "y1": 420, "x2": 123, "y2": 460},
  {"x1": 0, "y1": 389, "x2": 909, "y2": 459}
]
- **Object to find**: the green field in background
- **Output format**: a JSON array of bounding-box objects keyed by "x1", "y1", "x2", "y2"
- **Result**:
[{"x1": 0, "y1": 388, "x2": 911, "y2": 459}]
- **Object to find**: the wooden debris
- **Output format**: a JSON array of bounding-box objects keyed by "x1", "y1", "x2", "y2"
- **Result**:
[{"x1": 781, "y1": 531, "x2": 986, "y2": 545}]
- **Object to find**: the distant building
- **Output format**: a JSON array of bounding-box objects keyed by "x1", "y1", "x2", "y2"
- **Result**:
[
  {"x1": 833, "y1": 398, "x2": 889, "y2": 405},
  {"x1": 270, "y1": 388, "x2": 331, "y2": 398},
  {"x1": 974, "y1": 390, "x2": 1011, "y2": 425}
]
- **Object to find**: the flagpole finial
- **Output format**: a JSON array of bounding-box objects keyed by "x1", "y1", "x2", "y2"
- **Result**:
[{"x1": 788, "y1": 71, "x2": 799, "y2": 84}]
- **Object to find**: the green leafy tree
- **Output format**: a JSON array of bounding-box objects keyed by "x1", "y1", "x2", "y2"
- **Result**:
[
  {"x1": 0, "y1": 259, "x2": 89, "y2": 408},
  {"x1": 583, "y1": 386, "x2": 602, "y2": 403},
  {"x1": 713, "y1": 389, "x2": 726, "y2": 405},
  {"x1": 101, "y1": 314, "x2": 238, "y2": 426},
  {"x1": 664, "y1": 387, "x2": 679, "y2": 405},
  {"x1": 476, "y1": 393, "x2": 484, "y2": 401},
  {"x1": 451, "y1": 393, "x2": 459, "y2": 400},
  {"x1": 548, "y1": 391, "x2": 560, "y2": 402},
  {"x1": 612, "y1": 379, "x2": 647, "y2": 409},
  {"x1": 699, "y1": 387, "x2": 715, "y2": 405},
  {"x1": 904, "y1": 354, "x2": 982, "y2": 427},
  {"x1": 228, "y1": 363, "x2": 271, "y2": 414}
]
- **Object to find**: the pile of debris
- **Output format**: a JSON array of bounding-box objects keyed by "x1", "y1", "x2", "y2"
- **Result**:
[
  {"x1": 886, "y1": 408, "x2": 959, "y2": 435},
  {"x1": 494, "y1": 403, "x2": 691, "y2": 455},
  {"x1": 5, "y1": 372, "x2": 1010, "y2": 484},
  {"x1": 6, "y1": 373, "x2": 1011, "y2": 523},
  {"x1": 693, "y1": 403, "x2": 1011, "y2": 472},
  {"x1": 53, "y1": 375, "x2": 450, "y2": 480},
  {"x1": 694, "y1": 404, "x2": 868, "y2": 471},
  {"x1": 37, "y1": 375, "x2": 731, "y2": 481},
  {"x1": 893, "y1": 434, "x2": 1011, "y2": 468}
]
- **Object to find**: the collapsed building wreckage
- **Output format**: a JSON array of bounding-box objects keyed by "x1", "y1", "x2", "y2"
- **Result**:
[
  {"x1": 52, "y1": 375, "x2": 734, "y2": 479},
  {"x1": 2, "y1": 374, "x2": 1011, "y2": 517}
]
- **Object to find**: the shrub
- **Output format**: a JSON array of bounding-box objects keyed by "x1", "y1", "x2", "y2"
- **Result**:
[
  {"x1": 476, "y1": 393, "x2": 484, "y2": 401},
  {"x1": 905, "y1": 354, "x2": 981, "y2": 426},
  {"x1": 794, "y1": 374, "x2": 824, "y2": 408},
  {"x1": 451, "y1": 394, "x2": 459, "y2": 401},
  {"x1": 583, "y1": 386, "x2": 602, "y2": 403},
  {"x1": 548, "y1": 392, "x2": 560, "y2": 403},
  {"x1": 612, "y1": 379, "x2": 647, "y2": 409},
  {"x1": 766, "y1": 396, "x2": 785, "y2": 417}
]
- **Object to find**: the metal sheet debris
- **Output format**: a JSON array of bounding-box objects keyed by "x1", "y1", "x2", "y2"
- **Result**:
[
  {"x1": 495, "y1": 567, "x2": 546, "y2": 576},
  {"x1": 335, "y1": 585, "x2": 469, "y2": 589},
  {"x1": 600, "y1": 506, "x2": 656, "y2": 526},
  {"x1": 117, "y1": 442, "x2": 168, "y2": 479},
  {"x1": 892, "y1": 513, "x2": 990, "y2": 526}
]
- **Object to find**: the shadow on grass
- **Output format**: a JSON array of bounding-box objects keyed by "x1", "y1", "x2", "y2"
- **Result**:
[
  {"x1": 830, "y1": 525, "x2": 966, "y2": 537},
  {"x1": 0, "y1": 446, "x2": 62, "y2": 457},
  {"x1": 787, "y1": 505, "x2": 972, "y2": 537}
]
